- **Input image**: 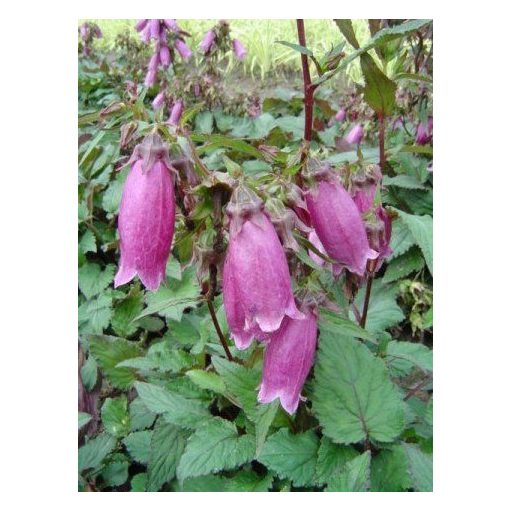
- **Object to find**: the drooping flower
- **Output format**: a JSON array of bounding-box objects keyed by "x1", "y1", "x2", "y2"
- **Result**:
[
  {"x1": 305, "y1": 163, "x2": 378, "y2": 276},
  {"x1": 152, "y1": 91, "x2": 166, "y2": 110},
  {"x1": 258, "y1": 304, "x2": 317, "y2": 414},
  {"x1": 200, "y1": 30, "x2": 216, "y2": 54},
  {"x1": 163, "y1": 19, "x2": 180, "y2": 32},
  {"x1": 159, "y1": 44, "x2": 171, "y2": 67},
  {"x1": 415, "y1": 116, "x2": 433, "y2": 145},
  {"x1": 351, "y1": 164, "x2": 383, "y2": 214},
  {"x1": 223, "y1": 185, "x2": 304, "y2": 349},
  {"x1": 335, "y1": 108, "x2": 346, "y2": 122},
  {"x1": 168, "y1": 100, "x2": 184, "y2": 126},
  {"x1": 365, "y1": 206, "x2": 393, "y2": 272},
  {"x1": 144, "y1": 69, "x2": 157, "y2": 88},
  {"x1": 232, "y1": 39, "x2": 247, "y2": 60},
  {"x1": 175, "y1": 39, "x2": 192, "y2": 61},
  {"x1": 114, "y1": 134, "x2": 176, "y2": 291},
  {"x1": 346, "y1": 123, "x2": 364, "y2": 145},
  {"x1": 134, "y1": 19, "x2": 149, "y2": 32}
]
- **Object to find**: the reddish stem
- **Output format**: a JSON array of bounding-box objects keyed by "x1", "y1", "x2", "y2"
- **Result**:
[{"x1": 296, "y1": 19, "x2": 316, "y2": 183}]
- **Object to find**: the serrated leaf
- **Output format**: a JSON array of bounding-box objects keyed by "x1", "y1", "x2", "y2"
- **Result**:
[
  {"x1": 314, "y1": 436, "x2": 358, "y2": 485},
  {"x1": 80, "y1": 355, "x2": 98, "y2": 391},
  {"x1": 111, "y1": 291, "x2": 144, "y2": 337},
  {"x1": 402, "y1": 443, "x2": 433, "y2": 492},
  {"x1": 388, "y1": 218, "x2": 416, "y2": 260},
  {"x1": 386, "y1": 341, "x2": 433, "y2": 376},
  {"x1": 353, "y1": 280, "x2": 404, "y2": 333},
  {"x1": 186, "y1": 369, "x2": 226, "y2": 395},
  {"x1": 147, "y1": 422, "x2": 187, "y2": 491},
  {"x1": 78, "y1": 263, "x2": 115, "y2": 299},
  {"x1": 78, "y1": 412, "x2": 92, "y2": 430},
  {"x1": 101, "y1": 396, "x2": 130, "y2": 437},
  {"x1": 177, "y1": 418, "x2": 255, "y2": 482},
  {"x1": 79, "y1": 230, "x2": 96, "y2": 254},
  {"x1": 89, "y1": 335, "x2": 143, "y2": 390},
  {"x1": 313, "y1": 332, "x2": 405, "y2": 445},
  {"x1": 383, "y1": 174, "x2": 426, "y2": 190},
  {"x1": 226, "y1": 471, "x2": 274, "y2": 492},
  {"x1": 397, "y1": 210, "x2": 433, "y2": 275},
  {"x1": 371, "y1": 445, "x2": 412, "y2": 491},
  {"x1": 258, "y1": 429, "x2": 319, "y2": 487},
  {"x1": 78, "y1": 294, "x2": 113, "y2": 334},
  {"x1": 139, "y1": 268, "x2": 200, "y2": 322},
  {"x1": 131, "y1": 473, "x2": 148, "y2": 492},
  {"x1": 123, "y1": 430, "x2": 152, "y2": 464},
  {"x1": 98, "y1": 455, "x2": 129, "y2": 488},
  {"x1": 383, "y1": 247, "x2": 425, "y2": 283},
  {"x1": 326, "y1": 451, "x2": 371, "y2": 492},
  {"x1": 360, "y1": 53, "x2": 396, "y2": 115},
  {"x1": 177, "y1": 474, "x2": 228, "y2": 492},
  {"x1": 134, "y1": 382, "x2": 211, "y2": 429},
  {"x1": 129, "y1": 397, "x2": 156, "y2": 432},
  {"x1": 78, "y1": 433, "x2": 116, "y2": 472},
  {"x1": 318, "y1": 308, "x2": 377, "y2": 343}
]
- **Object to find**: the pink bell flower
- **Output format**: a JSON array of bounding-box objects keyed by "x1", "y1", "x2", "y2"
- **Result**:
[
  {"x1": 305, "y1": 165, "x2": 378, "y2": 276},
  {"x1": 335, "y1": 108, "x2": 346, "y2": 122},
  {"x1": 200, "y1": 30, "x2": 216, "y2": 54},
  {"x1": 346, "y1": 123, "x2": 364, "y2": 145},
  {"x1": 232, "y1": 39, "x2": 247, "y2": 60},
  {"x1": 223, "y1": 186, "x2": 304, "y2": 350},
  {"x1": 168, "y1": 100, "x2": 184, "y2": 126},
  {"x1": 114, "y1": 134, "x2": 176, "y2": 291},
  {"x1": 175, "y1": 39, "x2": 192, "y2": 61},
  {"x1": 258, "y1": 305, "x2": 317, "y2": 414},
  {"x1": 152, "y1": 91, "x2": 166, "y2": 110}
]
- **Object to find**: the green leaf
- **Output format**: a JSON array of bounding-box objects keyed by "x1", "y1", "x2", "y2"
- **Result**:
[
  {"x1": 313, "y1": 332, "x2": 405, "y2": 445},
  {"x1": 98, "y1": 455, "x2": 129, "y2": 488},
  {"x1": 78, "y1": 294, "x2": 113, "y2": 334},
  {"x1": 80, "y1": 355, "x2": 98, "y2": 391},
  {"x1": 396, "y1": 210, "x2": 433, "y2": 275},
  {"x1": 131, "y1": 473, "x2": 148, "y2": 492},
  {"x1": 403, "y1": 443, "x2": 433, "y2": 492},
  {"x1": 147, "y1": 422, "x2": 187, "y2": 491},
  {"x1": 371, "y1": 445, "x2": 412, "y2": 492},
  {"x1": 78, "y1": 263, "x2": 115, "y2": 299},
  {"x1": 276, "y1": 40, "x2": 313, "y2": 57},
  {"x1": 318, "y1": 308, "x2": 377, "y2": 344},
  {"x1": 177, "y1": 418, "x2": 255, "y2": 482},
  {"x1": 326, "y1": 452, "x2": 371, "y2": 492},
  {"x1": 177, "y1": 475, "x2": 228, "y2": 492},
  {"x1": 129, "y1": 397, "x2": 156, "y2": 432},
  {"x1": 383, "y1": 247, "x2": 425, "y2": 283},
  {"x1": 334, "y1": 19, "x2": 360, "y2": 49},
  {"x1": 79, "y1": 230, "x2": 96, "y2": 254},
  {"x1": 314, "y1": 436, "x2": 358, "y2": 485},
  {"x1": 192, "y1": 133, "x2": 264, "y2": 159},
  {"x1": 226, "y1": 471, "x2": 274, "y2": 492},
  {"x1": 387, "y1": 218, "x2": 416, "y2": 260},
  {"x1": 360, "y1": 53, "x2": 396, "y2": 115},
  {"x1": 383, "y1": 174, "x2": 426, "y2": 190},
  {"x1": 123, "y1": 430, "x2": 153, "y2": 464},
  {"x1": 101, "y1": 396, "x2": 130, "y2": 437},
  {"x1": 102, "y1": 170, "x2": 127, "y2": 214},
  {"x1": 134, "y1": 381, "x2": 211, "y2": 429},
  {"x1": 89, "y1": 335, "x2": 142, "y2": 390},
  {"x1": 111, "y1": 291, "x2": 144, "y2": 337},
  {"x1": 386, "y1": 341, "x2": 433, "y2": 376},
  {"x1": 186, "y1": 369, "x2": 227, "y2": 395},
  {"x1": 138, "y1": 268, "x2": 200, "y2": 322},
  {"x1": 78, "y1": 412, "x2": 92, "y2": 430},
  {"x1": 258, "y1": 429, "x2": 319, "y2": 487},
  {"x1": 353, "y1": 280, "x2": 404, "y2": 333},
  {"x1": 78, "y1": 433, "x2": 116, "y2": 472},
  {"x1": 195, "y1": 111, "x2": 214, "y2": 134}
]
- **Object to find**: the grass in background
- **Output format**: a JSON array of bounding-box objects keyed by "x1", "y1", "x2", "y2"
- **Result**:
[{"x1": 80, "y1": 19, "x2": 375, "y2": 82}]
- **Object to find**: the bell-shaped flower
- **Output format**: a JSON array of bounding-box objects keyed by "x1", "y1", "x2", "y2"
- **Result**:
[
  {"x1": 305, "y1": 164, "x2": 378, "y2": 276},
  {"x1": 415, "y1": 116, "x2": 433, "y2": 145},
  {"x1": 258, "y1": 304, "x2": 317, "y2": 414},
  {"x1": 163, "y1": 19, "x2": 179, "y2": 32},
  {"x1": 335, "y1": 108, "x2": 346, "y2": 122},
  {"x1": 350, "y1": 164, "x2": 383, "y2": 214},
  {"x1": 168, "y1": 100, "x2": 184, "y2": 126},
  {"x1": 175, "y1": 39, "x2": 192, "y2": 61},
  {"x1": 232, "y1": 39, "x2": 247, "y2": 60},
  {"x1": 144, "y1": 69, "x2": 157, "y2": 88},
  {"x1": 200, "y1": 30, "x2": 216, "y2": 54},
  {"x1": 149, "y1": 19, "x2": 161, "y2": 41},
  {"x1": 159, "y1": 44, "x2": 171, "y2": 67},
  {"x1": 365, "y1": 206, "x2": 393, "y2": 272},
  {"x1": 152, "y1": 91, "x2": 166, "y2": 110},
  {"x1": 114, "y1": 134, "x2": 176, "y2": 291},
  {"x1": 223, "y1": 185, "x2": 304, "y2": 350},
  {"x1": 135, "y1": 19, "x2": 148, "y2": 32},
  {"x1": 346, "y1": 123, "x2": 364, "y2": 145}
]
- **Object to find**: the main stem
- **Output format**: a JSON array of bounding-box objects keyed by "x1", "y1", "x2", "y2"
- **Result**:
[
  {"x1": 296, "y1": 19, "x2": 316, "y2": 183},
  {"x1": 360, "y1": 113, "x2": 385, "y2": 329}
]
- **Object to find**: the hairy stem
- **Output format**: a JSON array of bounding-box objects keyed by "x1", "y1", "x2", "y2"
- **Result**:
[{"x1": 296, "y1": 19, "x2": 316, "y2": 182}]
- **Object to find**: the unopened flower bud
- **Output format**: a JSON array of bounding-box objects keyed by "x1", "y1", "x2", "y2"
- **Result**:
[
  {"x1": 200, "y1": 30, "x2": 216, "y2": 54},
  {"x1": 232, "y1": 39, "x2": 247, "y2": 60},
  {"x1": 346, "y1": 123, "x2": 364, "y2": 145},
  {"x1": 175, "y1": 39, "x2": 192, "y2": 61}
]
